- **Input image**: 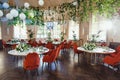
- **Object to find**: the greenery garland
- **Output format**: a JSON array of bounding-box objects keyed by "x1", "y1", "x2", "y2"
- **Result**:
[
  {"x1": 7, "y1": 0, "x2": 120, "y2": 26},
  {"x1": 58, "y1": 0, "x2": 120, "y2": 22}
]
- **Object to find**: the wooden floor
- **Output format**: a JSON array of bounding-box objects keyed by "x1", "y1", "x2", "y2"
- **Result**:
[{"x1": 0, "y1": 49, "x2": 120, "y2": 80}]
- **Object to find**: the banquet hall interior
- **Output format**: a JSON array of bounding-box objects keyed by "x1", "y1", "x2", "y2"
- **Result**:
[{"x1": 0, "y1": 0, "x2": 120, "y2": 80}]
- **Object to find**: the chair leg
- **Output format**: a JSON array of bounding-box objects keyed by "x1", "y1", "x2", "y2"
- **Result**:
[
  {"x1": 42, "y1": 62, "x2": 44, "y2": 72},
  {"x1": 54, "y1": 61, "x2": 57, "y2": 69},
  {"x1": 73, "y1": 53, "x2": 75, "y2": 59},
  {"x1": 78, "y1": 54, "x2": 79, "y2": 62},
  {"x1": 48, "y1": 63, "x2": 51, "y2": 70},
  {"x1": 23, "y1": 68, "x2": 28, "y2": 79},
  {"x1": 35, "y1": 68, "x2": 39, "y2": 76},
  {"x1": 23, "y1": 68, "x2": 26, "y2": 74}
]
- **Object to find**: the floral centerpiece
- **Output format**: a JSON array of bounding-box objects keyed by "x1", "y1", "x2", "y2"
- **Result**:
[
  {"x1": 16, "y1": 43, "x2": 29, "y2": 52},
  {"x1": 83, "y1": 42, "x2": 96, "y2": 50}
]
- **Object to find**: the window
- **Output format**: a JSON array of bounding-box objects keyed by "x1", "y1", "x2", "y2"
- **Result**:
[
  {"x1": 36, "y1": 21, "x2": 61, "y2": 39},
  {"x1": 90, "y1": 15, "x2": 109, "y2": 42},
  {"x1": 68, "y1": 20, "x2": 79, "y2": 40},
  {"x1": 13, "y1": 24, "x2": 27, "y2": 39}
]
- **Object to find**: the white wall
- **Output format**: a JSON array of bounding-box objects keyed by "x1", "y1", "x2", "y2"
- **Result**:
[{"x1": 107, "y1": 15, "x2": 120, "y2": 42}]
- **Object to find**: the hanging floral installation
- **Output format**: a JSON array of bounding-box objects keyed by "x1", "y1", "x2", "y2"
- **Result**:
[
  {"x1": 0, "y1": 0, "x2": 120, "y2": 26},
  {"x1": 7, "y1": 8, "x2": 44, "y2": 26}
]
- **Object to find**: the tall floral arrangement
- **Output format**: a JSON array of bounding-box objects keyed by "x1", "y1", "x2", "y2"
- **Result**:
[
  {"x1": 91, "y1": 30, "x2": 102, "y2": 43},
  {"x1": 83, "y1": 30, "x2": 102, "y2": 50}
]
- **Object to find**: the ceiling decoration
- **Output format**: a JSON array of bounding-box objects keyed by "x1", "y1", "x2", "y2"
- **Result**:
[{"x1": 0, "y1": 0, "x2": 120, "y2": 27}]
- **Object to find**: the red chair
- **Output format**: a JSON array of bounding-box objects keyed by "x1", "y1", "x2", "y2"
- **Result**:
[
  {"x1": 103, "y1": 52, "x2": 120, "y2": 67},
  {"x1": 73, "y1": 42, "x2": 83, "y2": 62},
  {"x1": 45, "y1": 42, "x2": 54, "y2": 50},
  {"x1": 64, "y1": 40, "x2": 72, "y2": 50},
  {"x1": 55, "y1": 45, "x2": 62, "y2": 60},
  {"x1": 110, "y1": 45, "x2": 120, "y2": 57},
  {"x1": 11, "y1": 44, "x2": 18, "y2": 49},
  {"x1": 42, "y1": 47, "x2": 60, "y2": 70},
  {"x1": 38, "y1": 40, "x2": 43, "y2": 46},
  {"x1": 28, "y1": 39, "x2": 38, "y2": 47},
  {"x1": 2, "y1": 40, "x2": 10, "y2": 52},
  {"x1": 28, "y1": 39, "x2": 32, "y2": 45},
  {"x1": 60, "y1": 42, "x2": 65, "y2": 50},
  {"x1": 100, "y1": 42, "x2": 107, "y2": 46},
  {"x1": 31, "y1": 41, "x2": 38, "y2": 47},
  {"x1": 23, "y1": 52, "x2": 40, "y2": 75}
]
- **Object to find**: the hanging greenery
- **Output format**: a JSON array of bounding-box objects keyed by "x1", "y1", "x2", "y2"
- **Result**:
[
  {"x1": 7, "y1": 0, "x2": 120, "y2": 26},
  {"x1": 57, "y1": 0, "x2": 120, "y2": 22}
]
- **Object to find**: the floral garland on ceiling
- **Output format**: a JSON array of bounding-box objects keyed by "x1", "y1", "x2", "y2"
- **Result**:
[
  {"x1": 1, "y1": 0, "x2": 120, "y2": 26},
  {"x1": 7, "y1": 8, "x2": 44, "y2": 26}
]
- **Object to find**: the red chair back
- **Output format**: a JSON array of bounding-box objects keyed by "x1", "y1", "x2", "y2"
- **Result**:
[
  {"x1": 31, "y1": 41, "x2": 38, "y2": 47},
  {"x1": 2, "y1": 40, "x2": 8, "y2": 48},
  {"x1": 11, "y1": 44, "x2": 17, "y2": 49},
  {"x1": 43, "y1": 49, "x2": 57, "y2": 63},
  {"x1": 103, "y1": 52, "x2": 120, "y2": 66},
  {"x1": 23, "y1": 52, "x2": 40, "y2": 70},
  {"x1": 45, "y1": 42, "x2": 54, "y2": 49},
  {"x1": 38, "y1": 40, "x2": 42, "y2": 46},
  {"x1": 110, "y1": 53, "x2": 120, "y2": 65},
  {"x1": 100, "y1": 42, "x2": 107, "y2": 46},
  {"x1": 56, "y1": 45, "x2": 62, "y2": 58},
  {"x1": 116, "y1": 45, "x2": 120, "y2": 53}
]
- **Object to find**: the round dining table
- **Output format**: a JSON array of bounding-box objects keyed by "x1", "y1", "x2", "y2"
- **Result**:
[
  {"x1": 77, "y1": 46, "x2": 115, "y2": 65},
  {"x1": 8, "y1": 47, "x2": 49, "y2": 56},
  {"x1": 8, "y1": 47, "x2": 49, "y2": 66}
]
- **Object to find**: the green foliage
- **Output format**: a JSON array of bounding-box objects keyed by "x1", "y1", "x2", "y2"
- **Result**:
[
  {"x1": 83, "y1": 42, "x2": 96, "y2": 50},
  {"x1": 8, "y1": 0, "x2": 120, "y2": 26},
  {"x1": 8, "y1": 8, "x2": 44, "y2": 26},
  {"x1": 58, "y1": 0, "x2": 120, "y2": 22},
  {"x1": 16, "y1": 43, "x2": 29, "y2": 52}
]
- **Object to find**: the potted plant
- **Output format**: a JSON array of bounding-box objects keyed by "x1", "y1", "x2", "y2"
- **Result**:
[{"x1": 91, "y1": 30, "x2": 102, "y2": 43}]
